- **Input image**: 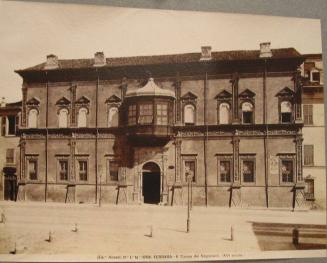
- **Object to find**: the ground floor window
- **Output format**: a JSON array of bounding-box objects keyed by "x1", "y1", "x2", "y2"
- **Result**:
[
  {"x1": 183, "y1": 158, "x2": 196, "y2": 183},
  {"x1": 217, "y1": 155, "x2": 233, "y2": 184},
  {"x1": 27, "y1": 158, "x2": 38, "y2": 180},
  {"x1": 107, "y1": 159, "x2": 119, "y2": 182},
  {"x1": 241, "y1": 158, "x2": 255, "y2": 183},
  {"x1": 58, "y1": 159, "x2": 69, "y2": 181},
  {"x1": 304, "y1": 178, "x2": 315, "y2": 200},
  {"x1": 78, "y1": 160, "x2": 88, "y2": 181},
  {"x1": 280, "y1": 159, "x2": 294, "y2": 183}
]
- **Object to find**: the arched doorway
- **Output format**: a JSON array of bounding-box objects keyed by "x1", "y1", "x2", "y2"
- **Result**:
[{"x1": 142, "y1": 162, "x2": 161, "y2": 204}]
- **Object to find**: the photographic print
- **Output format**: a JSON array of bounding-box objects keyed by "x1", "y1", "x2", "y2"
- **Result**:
[{"x1": 0, "y1": 0, "x2": 325, "y2": 261}]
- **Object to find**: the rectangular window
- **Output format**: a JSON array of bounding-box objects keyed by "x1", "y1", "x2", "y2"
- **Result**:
[
  {"x1": 59, "y1": 159, "x2": 69, "y2": 181},
  {"x1": 312, "y1": 72, "x2": 320, "y2": 82},
  {"x1": 184, "y1": 160, "x2": 196, "y2": 182},
  {"x1": 28, "y1": 159, "x2": 38, "y2": 180},
  {"x1": 281, "y1": 159, "x2": 294, "y2": 183},
  {"x1": 304, "y1": 179, "x2": 314, "y2": 200},
  {"x1": 219, "y1": 160, "x2": 231, "y2": 183},
  {"x1": 79, "y1": 160, "x2": 88, "y2": 181},
  {"x1": 242, "y1": 160, "x2": 255, "y2": 183},
  {"x1": 156, "y1": 103, "x2": 168, "y2": 125},
  {"x1": 304, "y1": 145, "x2": 314, "y2": 166},
  {"x1": 7, "y1": 115, "x2": 16, "y2": 135},
  {"x1": 6, "y1": 148, "x2": 15, "y2": 164},
  {"x1": 303, "y1": 104, "x2": 313, "y2": 125},
  {"x1": 139, "y1": 104, "x2": 153, "y2": 124},
  {"x1": 128, "y1": 104, "x2": 137, "y2": 125},
  {"x1": 1, "y1": 116, "x2": 6, "y2": 136},
  {"x1": 242, "y1": 112, "x2": 253, "y2": 124},
  {"x1": 108, "y1": 160, "x2": 119, "y2": 181}
]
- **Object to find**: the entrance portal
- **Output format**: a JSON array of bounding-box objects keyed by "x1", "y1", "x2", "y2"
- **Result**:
[
  {"x1": 4, "y1": 173, "x2": 17, "y2": 201},
  {"x1": 142, "y1": 162, "x2": 161, "y2": 204}
]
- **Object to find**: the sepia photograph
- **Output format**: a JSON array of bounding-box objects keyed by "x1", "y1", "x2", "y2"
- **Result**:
[{"x1": 0, "y1": 0, "x2": 326, "y2": 261}]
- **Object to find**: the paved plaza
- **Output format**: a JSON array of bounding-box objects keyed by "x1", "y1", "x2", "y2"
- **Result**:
[{"x1": 0, "y1": 202, "x2": 326, "y2": 261}]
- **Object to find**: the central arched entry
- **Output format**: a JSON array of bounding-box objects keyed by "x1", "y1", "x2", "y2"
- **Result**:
[{"x1": 142, "y1": 162, "x2": 161, "y2": 204}]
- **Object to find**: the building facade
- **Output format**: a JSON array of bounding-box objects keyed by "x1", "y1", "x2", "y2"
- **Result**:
[
  {"x1": 14, "y1": 43, "x2": 308, "y2": 208},
  {"x1": 0, "y1": 98, "x2": 21, "y2": 201},
  {"x1": 301, "y1": 54, "x2": 326, "y2": 209}
]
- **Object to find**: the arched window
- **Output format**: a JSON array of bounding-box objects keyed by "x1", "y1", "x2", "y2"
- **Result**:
[
  {"x1": 184, "y1": 104, "x2": 195, "y2": 125},
  {"x1": 281, "y1": 101, "x2": 292, "y2": 123},
  {"x1": 28, "y1": 109, "x2": 38, "y2": 128},
  {"x1": 77, "y1": 107, "x2": 88, "y2": 128},
  {"x1": 108, "y1": 107, "x2": 119, "y2": 127},
  {"x1": 219, "y1": 103, "x2": 230, "y2": 124},
  {"x1": 58, "y1": 108, "x2": 69, "y2": 128},
  {"x1": 241, "y1": 102, "x2": 254, "y2": 124}
]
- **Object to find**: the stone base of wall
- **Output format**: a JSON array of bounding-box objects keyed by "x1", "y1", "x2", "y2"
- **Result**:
[{"x1": 17, "y1": 183, "x2": 310, "y2": 209}]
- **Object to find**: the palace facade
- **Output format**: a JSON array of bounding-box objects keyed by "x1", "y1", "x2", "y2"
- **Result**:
[{"x1": 14, "y1": 43, "x2": 307, "y2": 207}]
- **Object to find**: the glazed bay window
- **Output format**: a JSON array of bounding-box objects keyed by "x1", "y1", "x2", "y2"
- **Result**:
[
  {"x1": 241, "y1": 159, "x2": 255, "y2": 183},
  {"x1": 78, "y1": 160, "x2": 88, "y2": 181},
  {"x1": 139, "y1": 103, "x2": 153, "y2": 124},
  {"x1": 128, "y1": 104, "x2": 137, "y2": 125},
  {"x1": 156, "y1": 103, "x2": 168, "y2": 125},
  {"x1": 281, "y1": 159, "x2": 294, "y2": 183}
]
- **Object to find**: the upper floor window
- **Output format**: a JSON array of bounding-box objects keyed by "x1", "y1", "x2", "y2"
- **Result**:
[
  {"x1": 280, "y1": 101, "x2": 292, "y2": 123},
  {"x1": 156, "y1": 103, "x2": 168, "y2": 125},
  {"x1": 1, "y1": 115, "x2": 18, "y2": 136},
  {"x1": 28, "y1": 109, "x2": 38, "y2": 128},
  {"x1": 108, "y1": 107, "x2": 119, "y2": 127},
  {"x1": 304, "y1": 145, "x2": 314, "y2": 166},
  {"x1": 311, "y1": 69, "x2": 320, "y2": 83},
  {"x1": 139, "y1": 104, "x2": 153, "y2": 124},
  {"x1": 184, "y1": 104, "x2": 195, "y2": 125},
  {"x1": 303, "y1": 104, "x2": 313, "y2": 125},
  {"x1": 219, "y1": 102, "x2": 230, "y2": 124},
  {"x1": 77, "y1": 107, "x2": 88, "y2": 128},
  {"x1": 58, "y1": 108, "x2": 69, "y2": 128},
  {"x1": 6, "y1": 148, "x2": 15, "y2": 164},
  {"x1": 128, "y1": 104, "x2": 137, "y2": 125},
  {"x1": 241, "y1": 102, "x2": 254, "y2": 124}
]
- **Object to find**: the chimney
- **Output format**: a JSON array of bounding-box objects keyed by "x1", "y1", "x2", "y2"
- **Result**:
[
  {"x1": 44, "y1": 54, "x2": 59, "y2": 69},
  {"x1": 259, "y1": 42, "x2": 272, "y2": 58},
  {"x1": 200, "y1": 46, "x2": 212, "y2": 61},
  {"x1": 0, "y1": 97, "x2": 6, "y2": 108},
  {"x1": 94, "y1": 52, "x2": 106, "y2": 67}
]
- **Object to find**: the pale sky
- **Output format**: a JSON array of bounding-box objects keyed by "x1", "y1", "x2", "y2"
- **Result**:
[{"x1": 0, "y1": 0, "x2": 322, "y2": 102}]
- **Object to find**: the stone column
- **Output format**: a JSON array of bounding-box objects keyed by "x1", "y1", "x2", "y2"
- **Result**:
[
  {"x1": 295, "y1": 135, "x2": 304, "y2": 183},
  {"x1": 232, "y1": 132, "x2": 240, "y2": 184},
  {"x1": 70, "y1": 84, "x2": 77, "y2": 126},
  {"x1": 293, "y1": 70, "x2": 303, "y2": 122}
]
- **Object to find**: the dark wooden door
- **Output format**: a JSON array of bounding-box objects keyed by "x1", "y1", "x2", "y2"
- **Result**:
[
  {"x1": 142, "y1": 172, "x2": 160, "y2": 204},
  {"x1": 4, "y1": 175, "x2": 17, "y2": 201}
]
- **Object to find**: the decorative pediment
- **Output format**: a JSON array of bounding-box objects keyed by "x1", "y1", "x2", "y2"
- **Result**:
[
  {"x1": 26, "y1": 97, "x2": 40, "y2": 106},
  {"x1": 181, "y1": 92, "x2": 197, "y2": 100},
  {"x1": 75, "y1": 96, "x2": 90, "y2": 105},
  {"x1": 275, "y1": 87, "x2": 295, "y2": 98},
  {"x1": 56, "y1": 96, "x2": 71, "y2": 106},
  {"x1": 105, "y1": 95, "x2": 121, "y2": 103},
  {"x1": 215, "y1": 90, "x2": 232, "y2": 99},
  {"x1": 239, "y1": 89, "x2": 255, "y2": 98}
]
